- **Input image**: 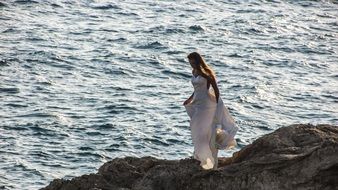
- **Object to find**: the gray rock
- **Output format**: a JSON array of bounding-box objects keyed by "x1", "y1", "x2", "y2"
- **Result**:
[{"x1": 41, "y1": 124, "x2": 338, "y2": 190}]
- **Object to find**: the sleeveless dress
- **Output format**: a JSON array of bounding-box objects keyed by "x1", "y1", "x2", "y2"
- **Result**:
[{"x1": 184, "y1": 75, "x2": 238, "y2": 170}]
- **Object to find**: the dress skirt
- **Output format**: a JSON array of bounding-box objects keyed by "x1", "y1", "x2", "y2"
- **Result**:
[{"x1": 184, "y1": 91, "x2": 238, "y2": 170}]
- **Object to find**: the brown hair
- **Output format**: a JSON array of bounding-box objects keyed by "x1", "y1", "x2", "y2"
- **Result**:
[{"x1": 187, "y1": 52, "x2": 216, "y2": 81}]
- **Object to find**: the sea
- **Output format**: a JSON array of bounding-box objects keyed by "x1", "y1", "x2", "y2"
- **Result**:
[{"x1": 0, "y1": 0, "x2": 337, "y2": 189}]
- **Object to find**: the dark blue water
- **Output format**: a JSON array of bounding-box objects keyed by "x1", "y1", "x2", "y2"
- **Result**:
[{"x1": 1, "y1": 0, "x2": 337, "y2": 189}]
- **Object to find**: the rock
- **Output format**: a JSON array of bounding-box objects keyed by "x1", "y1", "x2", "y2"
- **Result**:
[{"x1": 41, "y1": 124, "x2": 338, "y2": 190}]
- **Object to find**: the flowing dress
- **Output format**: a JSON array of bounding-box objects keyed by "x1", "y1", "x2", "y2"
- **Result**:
[{"x1": 184, "y1": 74, "x2": 238, "y2": 170}]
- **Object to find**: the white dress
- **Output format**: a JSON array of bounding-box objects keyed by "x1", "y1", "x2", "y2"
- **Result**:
[{"x1": 184, "y1": 74, "x2": 238, "y2": 170}]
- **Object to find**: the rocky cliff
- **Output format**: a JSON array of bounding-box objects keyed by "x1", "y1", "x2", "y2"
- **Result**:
[{"x1": 41, "y1": 124, "x2": 338, "y2": 190}]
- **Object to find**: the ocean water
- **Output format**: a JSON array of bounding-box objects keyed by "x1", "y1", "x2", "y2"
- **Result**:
[{"x1": 0, "y1": 0, "x2": 337, "y2": 189}]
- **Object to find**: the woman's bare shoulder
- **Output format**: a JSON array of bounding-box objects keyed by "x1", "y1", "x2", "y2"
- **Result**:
[{"x1": 199, "y1": 72, "x2": 210, "y2": 80}]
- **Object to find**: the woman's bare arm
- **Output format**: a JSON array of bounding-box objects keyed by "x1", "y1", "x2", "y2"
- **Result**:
[
  {"x1": 188, "y1": 92, "x2": 194, "y2": 100},
  {"x1": 183, "y1": 92, "x2": 194, "y2": 105},
  {"x1": 184, "y1": 69, "x2": 194, "y2": 105},
  {"x1": 210, "y1": 79, "x2": 219, "y2": 103},
  {"x1": 200, "y1": 72, "x2": 219, "y2": 103}
]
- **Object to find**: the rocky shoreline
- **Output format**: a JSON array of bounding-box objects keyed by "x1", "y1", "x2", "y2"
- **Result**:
[{"x1": 41, "y1": 124, "x2": 338, "y2": 190}]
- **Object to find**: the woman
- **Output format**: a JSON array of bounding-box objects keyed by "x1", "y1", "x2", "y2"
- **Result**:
[{"x1": 183, "y1": 52, "x2": 238, "y2": 170}]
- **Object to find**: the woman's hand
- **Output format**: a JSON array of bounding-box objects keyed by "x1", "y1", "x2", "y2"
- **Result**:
[
  {"x1": 183, "y1": 98, "x2": 192, "y2": 105},
  {"x1": 183, "y1": 92, "x2": 194, "y2": 105}
]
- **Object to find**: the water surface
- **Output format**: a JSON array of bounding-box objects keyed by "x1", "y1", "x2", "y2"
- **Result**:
[{"x1": 0, "y1": 0, "x2": 337, "y2": 189}]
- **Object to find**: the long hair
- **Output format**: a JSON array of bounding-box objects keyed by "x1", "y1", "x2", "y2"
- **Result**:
[{"x1": 187, "y1": 52, "x2": 216, "y2": 81}]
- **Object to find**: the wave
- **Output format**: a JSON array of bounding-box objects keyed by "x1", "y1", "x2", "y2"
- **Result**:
[{"x1": 90, "y1": 3, "x2": 121, "y2": 10}]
